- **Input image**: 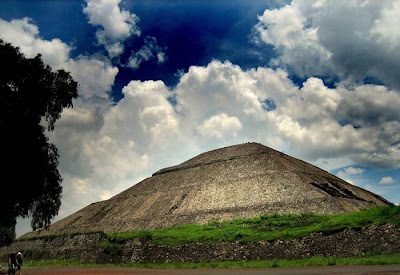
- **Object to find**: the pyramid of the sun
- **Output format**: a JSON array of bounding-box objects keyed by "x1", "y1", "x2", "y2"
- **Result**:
[{"x1": 31, "y1": 142, "x2": 390, "y2": 236}]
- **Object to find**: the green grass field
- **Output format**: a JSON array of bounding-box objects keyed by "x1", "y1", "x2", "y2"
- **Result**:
[
  {"x1": 101, "y1": 205, "x2": 400, "y2": 247},
  {"x1": 3, "y1": 254, "x2": 400, "y2": 269}
]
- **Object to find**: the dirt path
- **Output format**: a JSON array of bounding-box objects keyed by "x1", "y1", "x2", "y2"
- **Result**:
[{"x1": 2, "y1": 265, "x2": 400, "y2": 274}]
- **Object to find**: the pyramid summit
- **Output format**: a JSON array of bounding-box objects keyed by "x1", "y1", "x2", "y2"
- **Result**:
[{"x1": 28, "y1": 142, "x2": 390, "y2": 236}]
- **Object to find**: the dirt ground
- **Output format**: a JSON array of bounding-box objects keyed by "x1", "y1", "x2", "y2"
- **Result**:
[{"x1": 1, "y1": 265, "x2": 400, "y2": 275}]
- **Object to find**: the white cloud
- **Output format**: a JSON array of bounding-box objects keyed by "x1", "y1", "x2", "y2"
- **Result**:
[
  {"x1": 171, "y1": 60, "x2": 400, "y2": 169},
  {"x1": 254, "y1": 0, "x2": 400, "y2": 89},
  {"x1": 175, "y1": 61, "x2": 267, "y2": 122},
  {"x1": 197, "y1": 113, "x2": 242, "y2": 139},
  {"x1": 118, "y1": 80, "x2": 179, "y2": 145},
  {"x1": 344, "y1": 167, "x2": 365, "y2": 175},
  {"x1": 379, "y1": 176, "x2": 394, "y2": 184},
  {"x1": 0, "y1": 17, "x2": 70, "y2": 69},
  {"x1": 254, "y1": 3, "x2": 333, "y2": 78},
  {"x1": 370, "y1": 1, "x2": 400, "y2": 47},
  {"x1": 157, "y1": 52, "x2": 166, "y2": 64},
  {"x1": 337, "y1": 166, "x2": 365, "y2": 185},
  {"x1": 127, "y1": 36, "x2": 166, "y2": 69},
  {"x1": 64, "y1": 56, "x2": 118, "y2": 101},
  {"x1": 0, "y1": 17, "x2": 118, "y2": 102},
  {"x1": 83, "y1": 0, "x2": 140, "y2": 57}
]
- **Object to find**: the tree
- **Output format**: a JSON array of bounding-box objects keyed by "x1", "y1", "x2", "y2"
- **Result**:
[{"x1": 0, "y1": 39, "x2": 78, "y2": 246}]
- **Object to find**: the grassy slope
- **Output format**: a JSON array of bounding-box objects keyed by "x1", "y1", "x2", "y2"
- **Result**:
[
  {"x1": 19, "y1": 206, "x2": 400, "y2": 247},
  {"x1": 102, "y1": 206, "x2": 400, "y2": 247}
]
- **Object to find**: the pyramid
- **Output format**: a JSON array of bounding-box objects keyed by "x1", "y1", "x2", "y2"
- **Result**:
[{"x1": 29, "y1": 142, "x2": 390, "y2": 236}]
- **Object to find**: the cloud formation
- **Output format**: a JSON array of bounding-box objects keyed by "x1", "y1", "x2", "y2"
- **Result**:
[
  {"x1": 379, "y1": 177, "x2": 394, "y2": 184},
  {"x1": 336, "y1": 166, "x2": 365, "y2": 186},
  {"x1": 173, "y1": 61, "x2": 400, "y2": 168},
  {"x1": 197, "y1": 113, "x2": 242, "y2": 139},
  {"x1": 0, "y1": 18, "x2": 70, "y2": 69},
  {"x1": 64, "y1": 56, "x2": 118, "y2": 101},
  {"x1": 343, "y1": 167, "x2": 365, "y2": 175},
  {"x1": 2, "y1": 1, "x2": 400, "y2": 235},
  {"x1": 83, "y1": 0, "x2": 140, "y2": 57},
  {"x1": 127, "y1": 36, "x2": 166, "y2": 69},
  {"x1": 254, "y1": 0, "x2": 400, "y2": 89}
]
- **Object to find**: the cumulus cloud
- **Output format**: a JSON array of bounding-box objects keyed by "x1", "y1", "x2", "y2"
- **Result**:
[
  {"x1": 343, "y1": 167, "x2": 365, "y2": 175},
  {"x1": 337, "y1": 167, "x2": 365, "y2": 185},
  {"x1": 127, "y1": 36, "x2": 167, "y2": 69},
  {"x1": 379, "y1": 177, "x2": 394, "y2": 184},
  {"x1": 197, "y1": 113, "x2": 242, "y2": 139},
  {"x1": 114, "y1": 80, "x2": 179, "y2": 145},
  {"x1": 253, "y1": 0, "x2": 400, "y2": 88},
  {"x1": 0, "y1": 17, "x2": 70, "y2": 69},
  {"x1": 64, "y1": 56, "x2": 118, "y2": 101},
  {"x1": 169, "y1": 60, "x2": 400, "y2": 169},
  {"x1": 183, "y1": 61, "x2": 400, "y2": 168},
  {"x1": 83, "y1": 0, "x2": 140, "y2": 57},
  {"x1": 175, "y1": 61, "x2": 267, "y2": 122},
  {"x1": 253, "y1": 3, "x2": 333, "y2": 78}
]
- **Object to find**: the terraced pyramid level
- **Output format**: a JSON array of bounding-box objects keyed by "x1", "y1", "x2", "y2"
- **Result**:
[{"x1": 28, "y1": 143, "x2": 391, "y2": 236}]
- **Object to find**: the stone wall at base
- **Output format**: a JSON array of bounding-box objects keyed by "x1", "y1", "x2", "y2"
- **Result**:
[
  {"x1": 0, "y1": 233, "x2": 106, "y2": 263},
  {"x1": 1, "y1": 225, "x2": 400, "y2": 263}
]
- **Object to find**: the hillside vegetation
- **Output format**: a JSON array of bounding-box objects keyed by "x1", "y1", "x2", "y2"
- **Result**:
[{"x1": 101, "y1": 205, "x2": 400, "y2": 247}]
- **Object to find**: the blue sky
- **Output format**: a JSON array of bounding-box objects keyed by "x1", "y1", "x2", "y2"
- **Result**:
[{"x1": 1, "y1": 0, "x2": 399, "y2": 236}]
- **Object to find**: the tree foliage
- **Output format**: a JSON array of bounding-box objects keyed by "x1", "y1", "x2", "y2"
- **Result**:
[{"x1": 0, "y1": 39, "x2": 78, "y2": 246}]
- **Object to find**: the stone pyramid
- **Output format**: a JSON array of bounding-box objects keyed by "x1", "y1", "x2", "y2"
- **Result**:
[{"x1": 29, "y1": 142, "x2": 390, "y2": 236}]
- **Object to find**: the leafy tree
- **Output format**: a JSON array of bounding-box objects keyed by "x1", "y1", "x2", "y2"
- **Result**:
[{"x1": 0, "y1": 39, "x2": 78, "y2": 246}]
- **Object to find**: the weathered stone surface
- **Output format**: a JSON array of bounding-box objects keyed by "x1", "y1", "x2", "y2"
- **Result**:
[
  {"x1": 0, "y1": 233, "x2": 105, "y2": 263},
  {"x1": 22, "y1": 142, "x2": 390, "y2": 238},
  {"x1": 2, "y1": 225, "x2": 400, "y2": 263}
]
